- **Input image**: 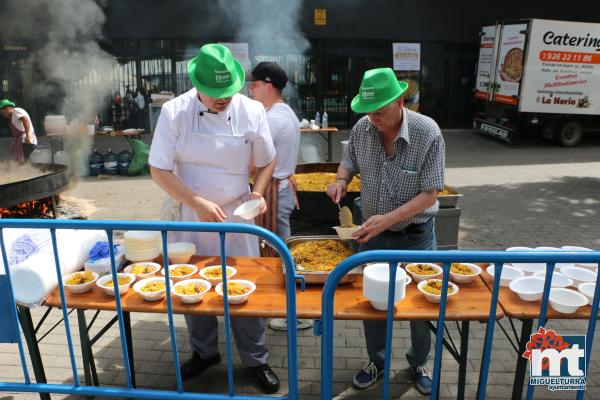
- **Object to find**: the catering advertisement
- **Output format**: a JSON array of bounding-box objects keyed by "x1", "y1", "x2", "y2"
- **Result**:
[
  {"x1": 519, "y1": 19, "x2": 600, "y2": 115},
  {"x1": 393, "y1": 43, "x2": 420, "y2": 111},
  {"x1": 393, "y1": 43, "x2": 420, "y2": 71},
  {"x1": 493, "y1": 23, "x2": 527, "y2": 105},
  {"x1": 474, "y1": 25, "x2": 498, "y2": 100}
]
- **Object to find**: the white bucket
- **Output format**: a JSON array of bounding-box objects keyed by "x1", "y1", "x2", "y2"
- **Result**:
[
  {"x1": 29, "y1": 146, "x2": 53, "y2": 164},
  {"x1": 44, "y1": 115, "x2": 67, "y2": 136}
]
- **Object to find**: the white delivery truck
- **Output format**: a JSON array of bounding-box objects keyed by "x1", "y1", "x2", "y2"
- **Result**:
[{"x1": 473, "y1": 19, "x2": 600, "y2": 146}]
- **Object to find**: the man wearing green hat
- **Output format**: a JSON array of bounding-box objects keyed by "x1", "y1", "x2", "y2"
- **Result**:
[
  {"x1": 0, "y1": 99, "x2": 38, "y2": 161},
  {"x1": 149, "y1": 44, "x2": 279, "y2": 393},
  {"x1": 326, "y1": 67, "x2": 445, "y2": 394}
]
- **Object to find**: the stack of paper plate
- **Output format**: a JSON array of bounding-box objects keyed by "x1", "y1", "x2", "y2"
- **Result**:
[{"x1": 124, "y1": 231, "x2": 160, "y2": 261}]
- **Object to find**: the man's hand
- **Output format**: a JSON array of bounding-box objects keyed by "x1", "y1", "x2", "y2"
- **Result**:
[
  {"x1": 326, "y1": 181, "x2": 347, "y2": 204},
  {"x1": 249, "y1": 191, "x2": 267, "y2": 215},
  {"x1": 353, "y1": 214, "x2": 393, "y2": 243},
  {"x1": 192, "y1": 197, "x2": 227, "y2": 222}
]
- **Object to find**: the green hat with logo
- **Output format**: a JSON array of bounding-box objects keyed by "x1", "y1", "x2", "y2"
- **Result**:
[
  {"x1": 351, "y1": 68, "x2": 409, "y2": 113},
  {"x1": 0, "y1": 99, "x2": 15, "y2": 109},
  {"x1": 188, "y1": 43, "x2": 245, "y2": 98}
]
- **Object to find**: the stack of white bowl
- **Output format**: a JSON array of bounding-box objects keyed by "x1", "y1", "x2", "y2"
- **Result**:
[{"x1": 124, "y1": 231, "x2": 160, "y2": 262}]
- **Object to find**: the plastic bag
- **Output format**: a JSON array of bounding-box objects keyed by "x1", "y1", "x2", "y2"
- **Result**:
[{"x1": 127, "y1": 138, "x2": 150, "y2": 175}]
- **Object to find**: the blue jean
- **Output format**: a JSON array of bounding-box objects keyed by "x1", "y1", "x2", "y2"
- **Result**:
[
  {"x1": 276, "y1": 185, "x2": 294, "y2": 241},
  {"x1": 360, "y1": 218, "x2": 436, "y2": 369}
]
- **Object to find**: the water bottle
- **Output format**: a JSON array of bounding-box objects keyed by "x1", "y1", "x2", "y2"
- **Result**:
[
  {"x1": 315, "y1": 111, "x2": 321, "y2": 128},
  {"x1": 322, "y1": 111, "x2": 328, "y2": 128},
  {"x1": 103, "y1": 147, "x2": 118, "y2": 175},
  {"x1": 88, "y1": 148, "x2": 103, "y2": 176},
  {"x1": 117, "y1": 145, "x2": 132, "y2": 175}
]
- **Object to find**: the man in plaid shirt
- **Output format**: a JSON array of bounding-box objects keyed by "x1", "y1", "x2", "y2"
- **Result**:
[{"x1": 326, "y1": 67, "x2": 445, "y2": 395}]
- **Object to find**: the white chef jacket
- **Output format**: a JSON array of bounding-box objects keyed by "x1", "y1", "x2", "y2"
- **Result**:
[{"x1": 149, "y1": 89, "x2": 276, "y2": 257}]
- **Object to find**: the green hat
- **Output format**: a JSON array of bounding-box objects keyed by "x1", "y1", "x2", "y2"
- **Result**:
[
  {"x1": 188, "y1": 44, "x2": 245, "y2": 98},
  {"x1": 0, "y1": 99, "x2": 15, "y2": 109},
  {"x1": 351, "y1": 68, "x2": 409, "y2": 113}
]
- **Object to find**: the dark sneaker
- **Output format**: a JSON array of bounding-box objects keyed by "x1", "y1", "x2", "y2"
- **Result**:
[
  {"x1": 179, "y1": 352, "x2": 220, "y2": 380},
  {"x1": 411, "y1": 365, "x2": 433, "y2": 395},
  {"x1": 352, "y1": 361, "x2": 383, "y2": 389},
  {"x1": 249, "y1": 363, "x2": 280, "y2": 393},
  {"x1": 268, "y1": 318, "x2": 313, "y2": 331}
]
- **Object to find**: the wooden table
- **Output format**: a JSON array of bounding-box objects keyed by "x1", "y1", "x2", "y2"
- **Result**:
[
  {"x1": 43, "y1": 256, "x2": 502, "y2": 399},
  {"x1": 46, "y1": 256, "x2": 501, "y2": 322},
  {"x1": 300, "y1": 127, "x2": 340, "y2": 162},
  {"x1": 480, "y1": 270, "x2": 598, "y2": 400}
]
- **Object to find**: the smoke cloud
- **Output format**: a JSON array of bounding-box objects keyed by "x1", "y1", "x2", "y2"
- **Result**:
[
  {"x1": 0, "y1": 0, "x2": 118, "y2": 177},
  {"x1": 217, "y1": 0, "x2": 310, "y2": 57}
]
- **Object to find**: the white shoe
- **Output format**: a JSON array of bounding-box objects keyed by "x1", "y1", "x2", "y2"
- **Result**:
[{"x1": 268, "y1": 318, "x2": 313, "y2": 331}]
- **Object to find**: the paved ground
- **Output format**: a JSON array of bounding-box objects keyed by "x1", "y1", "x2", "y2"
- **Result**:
[{"x1": 2, "y1": 128, "x2": 600, "y2": 399}]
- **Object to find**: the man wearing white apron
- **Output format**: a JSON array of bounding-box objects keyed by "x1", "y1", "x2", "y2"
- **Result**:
[{"x1": 149, "y1": 44, "x2": 279, "y2": 393}]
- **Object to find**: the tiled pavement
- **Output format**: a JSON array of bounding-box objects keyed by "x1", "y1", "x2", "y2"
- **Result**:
[{"x1": 2, "y1": 129, "x2": 600, "y2": 399}]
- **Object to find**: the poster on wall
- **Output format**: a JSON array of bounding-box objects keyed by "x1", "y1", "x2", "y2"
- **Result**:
[
  {"x1": 493, "y1": 23, "x2": 527, "y2": 105},
  {"x1": 393, "y1": 43, "x2": 420, "y2": 71},
  {"x1": 218, "y1": 42, "x2": 250, "y2": 74},
  {"x1": 474, "y1": 25, "x2": 499, "y2": 100},
  {"x1": 519, "y1": 19, "x2": 600, "y2": 115},
  {"x1": 393, "y1": 43, "x2": 421, "y2": 111}
]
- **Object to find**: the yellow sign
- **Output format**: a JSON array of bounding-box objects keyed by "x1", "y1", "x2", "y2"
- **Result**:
[{"x1": 314, "y1": 9, "x2": 326, "y2": 26}]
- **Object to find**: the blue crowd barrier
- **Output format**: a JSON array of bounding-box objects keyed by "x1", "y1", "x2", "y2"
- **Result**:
[
  {"x1": 0, "y1": 219, "x2": 301, "y2": 400},
  {"x1": 319, "y1": 249, "x2": 600, "y2": 400}
]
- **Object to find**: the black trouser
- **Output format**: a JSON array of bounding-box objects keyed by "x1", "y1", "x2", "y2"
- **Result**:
[{"x1": 23, "y1": 143, "x2": 37, "y2": 160}]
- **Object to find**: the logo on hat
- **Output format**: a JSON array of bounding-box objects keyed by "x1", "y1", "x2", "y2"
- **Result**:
[
  {"x1": 361, "y1": 87, "x2": 375, "y2": 100},
  {"x1": 215, "y1": 69, "x2": 231, "y2": 83}
]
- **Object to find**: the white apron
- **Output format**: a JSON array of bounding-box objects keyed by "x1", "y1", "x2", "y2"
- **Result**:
[{"x1": 172, "y1": 108, "x2": 259, "y2": 258}]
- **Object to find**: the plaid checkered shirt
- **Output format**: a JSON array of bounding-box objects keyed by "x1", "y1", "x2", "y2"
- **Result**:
[{"x1": 341, "y1": 108, "x2": 445, "y2": 231}]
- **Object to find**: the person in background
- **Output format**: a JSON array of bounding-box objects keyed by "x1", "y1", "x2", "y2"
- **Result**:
[
  {"x1": 0, "y1": 99, "x2": 37, "y2": 162},
  {"x1": 134, "y1": 87, "x2": 146, "y2": 129},
  {"x1": 148, "y1": 44, "x2": 279, "y2": 393},
  {"x1": 248, "y1": 62, "x2": 312, "y2": 331},
  {"x1": 326, "y1": 67, "x2": 445, "y2": 395}
]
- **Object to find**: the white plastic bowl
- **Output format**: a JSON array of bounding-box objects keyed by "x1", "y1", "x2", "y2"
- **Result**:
[
  {"x1": 549, "y1": 288, "x2": 588, "y2": 314},
  {"x1": 506, "y1": 246, "x2": 533, "y2": 252},
  {"x1": 509, "y1": 277, "x2": 545, "y2": 301},
  {"x1": 333, "y1": 225, "x2": 361, "y2": 240},
  {"x1": 165, "y1": 242, "x2": 196, "y2": 264},
  {"x1": 124, "y1": 262, "x2": 162, "y2": 281},
  {"x1": 96, "y1": 273, "x2": 135, "y2": 296},
  {"x1": 233, "y1": 199, "x2": 262, "y2": 220},
  {"x1": 534, "y1": 246, "x2": 561, "y2": 252},
  {"x1": 417, "y1": 279, "x2": 459, "y2": 304},
  {"x1": 511, "y1": 262, "x2": 547, "y2": 275},
  {"x1": 561, "y1": 245, "x2": 598, "y2": 270},
  {"x1": 405, "y1": 263, "x2": 443, "y2": 283},
  {"x1": 215, "y1": 279, "x2": 256, "y2": 304},
  {"x1": 562, "y1": 246, "x2": 593, "y2": 252},
  {"x1": 161, "y1": 264, "x2": 199, "y2": 283},
  {"x1": 577, "y1": 282, "x2": 596, "y2": 305},
  {"x1": 125, "y1": 247, "x2": 160, "y2": 262},
  {"x1": 486, "y1": 264, "x2": 525, "y2": 287},
  {"x1": 363, "y1": 263, "x2": 407, "y2": 311},
  {"x1": 124, "y1": 230, "x2": 160, "y2": 243},
  {"x1": 63, "y1": 271, "x2": 99, "y2": 294},
  {"x1": 172, "y1": 279, "x2": 212, "y2": 304},
  {"x1": 449, "y1": 263, "x2": 482, "y2": 284},
  {"x1": 199, "y1": 265, "x2": 237, "y2": 286},
  {"x1": 133, "y1": 277, "x2": 172, "y2": 301},
  {"x1": 560, "y1": 266, "x2": 597, "y2": 287},
  {"x1": 532, "y1": 271, "x2": 573, "y2": 288}
]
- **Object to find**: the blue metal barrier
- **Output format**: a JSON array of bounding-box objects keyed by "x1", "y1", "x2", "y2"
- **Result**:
[
  {"x1": 319, "y1": 249, "x2": 600, "y2": 400},
  {"x1": 0, "y1": 219, "x2": 301, "y2": 400}
]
